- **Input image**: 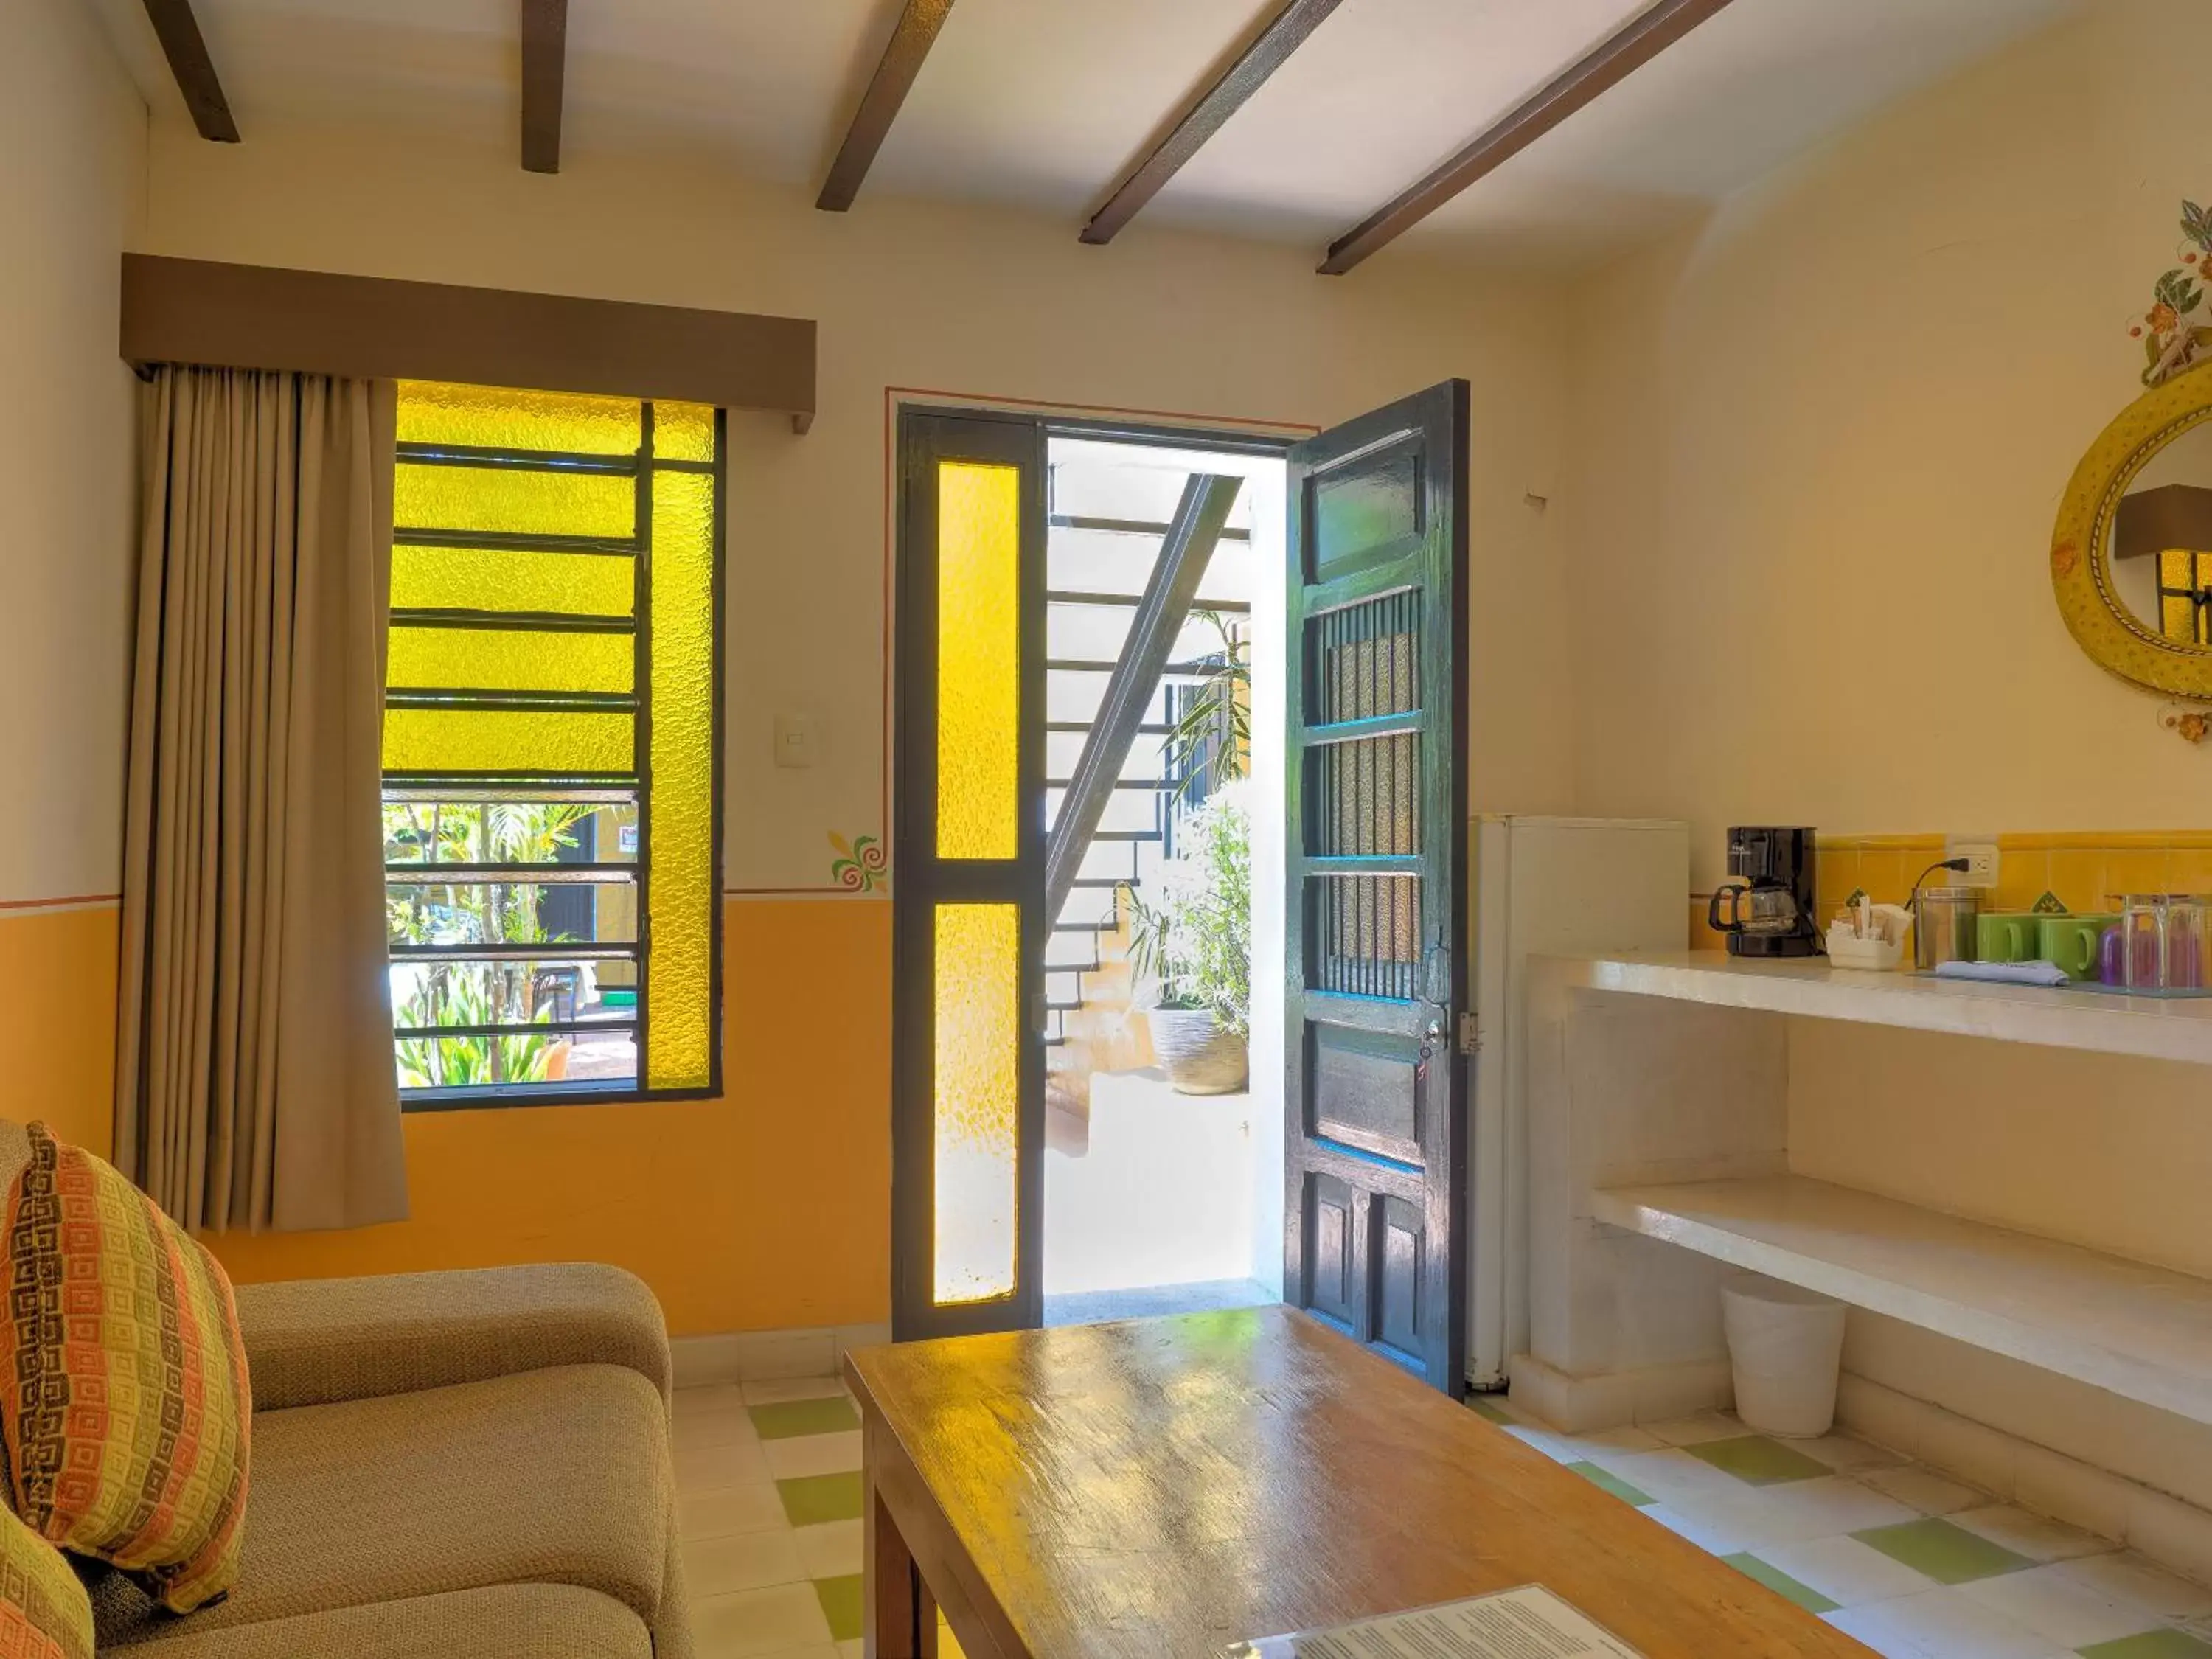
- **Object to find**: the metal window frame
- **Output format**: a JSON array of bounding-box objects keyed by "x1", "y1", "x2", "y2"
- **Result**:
[{"x1": 386, "y1": 401, "x2": 726, "y2": 1112}]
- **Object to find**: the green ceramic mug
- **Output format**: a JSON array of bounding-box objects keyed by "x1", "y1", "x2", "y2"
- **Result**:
[
  {"x1": 2039, "y1": 913, "x2": 2119, "y2": 981},
  {"x1": 1976, "y1": 912, "x2": 2044, "y2": 963}
]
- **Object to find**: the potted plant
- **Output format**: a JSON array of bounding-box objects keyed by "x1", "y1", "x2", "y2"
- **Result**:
[{"x1": 1127, "y1": 782, "x2": 1251, "y2": 1094}]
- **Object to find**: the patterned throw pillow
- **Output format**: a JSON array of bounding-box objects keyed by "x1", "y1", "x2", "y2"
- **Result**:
[
  {"x1": 0, "y1": 1124, "x2": 250, "y2": 1614},
  {"x1": 0, "y1": 1504, "x2": 92, "y2": 1659}
]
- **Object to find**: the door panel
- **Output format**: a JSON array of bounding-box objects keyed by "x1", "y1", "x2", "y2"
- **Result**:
[
  {"x1": 1305, "y1": 1172, "x2": 1359, "y2": 1329},
  {"x1": 1307, "y1": 439, "x2": 1425, "y2": 581},
  {"x1": 1283, "y1": 380, "x2": 1469, "y2": 1393},
  {"x1": 1308, "y1": 1026, "x2": 1422, "y2": 1165},
  {"x1": 893, "y1": 413, "x2": 1047, "y2": 1341},
  {"x1": 1374, "y1": 1194, "x2": 1428, "y2": 1363}
]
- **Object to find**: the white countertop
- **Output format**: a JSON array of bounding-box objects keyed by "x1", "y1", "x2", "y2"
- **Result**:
[{"x1": 1537, "y1": 950, "x2": 2212, "y2": 1066}]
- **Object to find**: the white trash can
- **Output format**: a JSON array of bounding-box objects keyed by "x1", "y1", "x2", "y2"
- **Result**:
[{"x1": 1722, "y1": 1275, "x2": 1846, "y2": 1439}]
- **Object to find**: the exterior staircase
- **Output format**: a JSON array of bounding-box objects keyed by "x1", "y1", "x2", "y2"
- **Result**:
[
  {"x1": 1037, "y1": 463, "x2": 1249, "y2": 1113},
  {"x1": 1045, "y1": 681, "x2": 1239, "y2": 1109}
]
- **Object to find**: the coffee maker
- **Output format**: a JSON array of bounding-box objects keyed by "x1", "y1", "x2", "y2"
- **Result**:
[{"x1": 1709, "y1": 827, "x2": 1821, "y2": 958}]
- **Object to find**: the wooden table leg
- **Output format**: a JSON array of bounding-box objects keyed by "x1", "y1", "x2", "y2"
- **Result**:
[{"x1": 864, "y1": 1417, "x2": 936, "y2": 1658}]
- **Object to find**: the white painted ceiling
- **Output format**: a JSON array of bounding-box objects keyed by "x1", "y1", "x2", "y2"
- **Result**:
[{"x1": 89, "y1": 0, "x2": 2080, "y2": 266}]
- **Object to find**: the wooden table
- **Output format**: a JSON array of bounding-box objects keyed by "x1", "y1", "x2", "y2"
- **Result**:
[{"x1": 845, "y1": 1305, "x2": 1873, "y2": 1658}]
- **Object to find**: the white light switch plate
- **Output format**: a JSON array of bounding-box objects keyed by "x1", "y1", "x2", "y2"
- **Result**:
[{"x1": 773, "y1": 713, "x2": 817, "y2": 769}]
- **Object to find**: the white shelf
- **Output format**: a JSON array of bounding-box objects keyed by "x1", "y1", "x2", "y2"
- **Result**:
[
  {"x1": 1593, "y1": 1175, "x2": 2212, "y2": 1426},
  {"x1": 1542, "y1": 950, "x2": 2212, "y2": 1067}
]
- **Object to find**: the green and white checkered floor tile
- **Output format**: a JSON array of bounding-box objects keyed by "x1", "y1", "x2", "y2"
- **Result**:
[
  {"x1": 673, "y1": 1375, "x2": 868, "y2": 1659},
  {"x1": 672, "y1": 1376, "x2": 2212, "y2": 1658},
  {"x1": 1470, "y1": 1392, "x2": 2212, "y2": 1659}
]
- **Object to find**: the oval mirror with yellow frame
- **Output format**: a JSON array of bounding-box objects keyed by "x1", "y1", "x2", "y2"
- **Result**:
[{"x1": 2053, "y1": 359, "x2": 2212, "y2": 699}]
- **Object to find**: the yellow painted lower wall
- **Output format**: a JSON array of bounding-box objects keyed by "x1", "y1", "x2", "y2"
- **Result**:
[
  {"x1": 0, "y1": 896, "x2": 889, "y2": 1338},
  {"x1": 0, "y1": 902, "x2": 119, "y2": 1159}
]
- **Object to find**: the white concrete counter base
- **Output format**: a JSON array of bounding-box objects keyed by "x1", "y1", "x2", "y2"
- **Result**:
[
  {"x1": 1594, "y1": 1175, "x2": 2212, "y2": 1429},
  {"x1": 1568, "y1": 950, "x2": 2212, "y2": 1065},
  {"x1": 1523, "y1": 949, "x2": 2212, "y2": 1585}
]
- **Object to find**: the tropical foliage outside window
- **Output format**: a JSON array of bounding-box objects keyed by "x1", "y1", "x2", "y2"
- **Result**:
[{"x1": 383, "y1": 381, "x2": 722, "y2": 1105}]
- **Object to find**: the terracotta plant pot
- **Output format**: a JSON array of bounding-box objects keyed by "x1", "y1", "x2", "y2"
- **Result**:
[{"x1": 1144, "y1": 1007, "x2": 1248, "y2": 1095}]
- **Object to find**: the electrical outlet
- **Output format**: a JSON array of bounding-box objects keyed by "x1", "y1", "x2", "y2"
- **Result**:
[{"x1": 1947, "y1": 839, "x2": 2000, "y2": 888}]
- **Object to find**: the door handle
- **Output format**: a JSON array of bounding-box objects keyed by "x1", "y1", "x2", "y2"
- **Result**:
[{"x1": 1418, "y1": 1017, "x2": 1444, "y2": 1080}]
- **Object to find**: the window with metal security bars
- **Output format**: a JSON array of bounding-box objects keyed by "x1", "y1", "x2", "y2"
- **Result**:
[
  {"x1": 383, "y1": 381, "x2": 723, "y2": 1108},
  {"x1": 1306, "y1": 588, "x2": 1422, "y2": 1001}
]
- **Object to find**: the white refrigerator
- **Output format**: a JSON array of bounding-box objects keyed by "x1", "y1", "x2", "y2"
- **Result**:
[{"x1": 1466, "y1": 815, "x2": 1689, "y2": 1389}]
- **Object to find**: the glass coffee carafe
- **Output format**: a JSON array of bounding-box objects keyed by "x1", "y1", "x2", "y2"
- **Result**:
[{"x1": 1708, "y1": 880, "x2": 1804, "y2": 940}]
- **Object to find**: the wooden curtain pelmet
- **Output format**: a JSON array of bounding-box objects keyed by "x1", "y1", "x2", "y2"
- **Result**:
[{"x1": 120, "y1": 255, "x2": 819, "y2": 434}]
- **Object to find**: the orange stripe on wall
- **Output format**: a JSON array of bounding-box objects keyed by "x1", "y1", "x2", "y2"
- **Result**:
[
  {"x1": 0, "y1": 904, "x2": 118, "y2": 1160},
  {"x1": 2, "y1": 897, "x2": 890, "y2": 1338}
]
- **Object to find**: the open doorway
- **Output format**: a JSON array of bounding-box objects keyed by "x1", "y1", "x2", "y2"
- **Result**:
[
  {"x1": 1034, "y1": 434, "x2": 1289, "y2": 1326},
  {"x1": 893, "y1": 384, "x2": 1470, "y2": 1385},
  {"x1": 894, "y1": 384, "x2": 1470, "y2": 1386}
]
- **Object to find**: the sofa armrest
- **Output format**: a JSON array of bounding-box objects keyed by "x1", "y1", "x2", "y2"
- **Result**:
[{"x1": 232, "y1": 1262, "x2": 672, "y2": 1412}]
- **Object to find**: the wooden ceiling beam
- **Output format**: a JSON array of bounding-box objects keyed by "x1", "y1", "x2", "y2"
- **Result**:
[
  {"x1": 1082, "y1": 0, "x2": 1343, "y2": 247},
  {"x1": 816, "y1": 0, "x2": 956, "y2": 212},
  {"x1": 138, "y1": 0, "x2": 239, "y2": 143},
  {"x1": 521, "y1": 0, "x2": 568, "y2": 174},
  {"x1": 1318, "y1": 0, "x2": 1738, "y2": 275}
]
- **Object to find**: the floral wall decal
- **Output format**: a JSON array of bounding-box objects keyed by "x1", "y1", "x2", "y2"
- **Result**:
[
  {"x1": 2132, "y1": 199, "x2": 2212, "y2": 386},
  {"x1": 828, "y1": 831, "x2": 889, "y2": 892}
]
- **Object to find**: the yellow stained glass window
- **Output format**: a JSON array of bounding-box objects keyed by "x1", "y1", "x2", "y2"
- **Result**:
[
  {"x1": 657, "y1": 402, "x2": 715, "y2": 464},
  {"x1": 936, "y1": 462, "x2": 1020, "y2": 860},
  {"x1": 396, "y1": 461, "x2": 634, "y2": 541},
  {"x1": 382, "y1": 706, "x2": 634, "y2": 775},
  {"x1": 644, "y1": 468, "x2": 717, "y2": 1091},
  {"x1": 386, "y1": 383, "x2": 720, "y2": 1106},
  {"x1": 391, "y1": 544, "x2": 634, "y2": 617},
  {"x1": 2160, "y1": 548, "x2": 2211, "y2": 645},
  {"x1": 398, "y1": 380, "x2": 641, "y2": 455},
  {"x1": 933, "y1": 903, "x2": 1019, "y2": 1304},
  {"x1": 387, "y1": 627, "x2": 633, "y2": 695}
]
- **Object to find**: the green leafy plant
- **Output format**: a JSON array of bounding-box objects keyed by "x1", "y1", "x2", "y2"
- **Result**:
[
  {"x1": 1167, "y1": 611, "x2": 1250, "y2": 789},
  {"x1": 384, "y1": 800, "x2": 593, "y2": 1089},
  {"x1": 1126, "y1": 783, "x2": 1251, "y2": 1038}
]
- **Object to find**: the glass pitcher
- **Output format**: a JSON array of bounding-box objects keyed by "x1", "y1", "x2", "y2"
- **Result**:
[{"x1": 1708, "y1": 880, "x2": 1802, "y2": 939}]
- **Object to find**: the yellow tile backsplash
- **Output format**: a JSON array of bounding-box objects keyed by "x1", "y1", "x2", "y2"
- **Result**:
[
  {"x1": 1691, "y1": 832, "x2": 2212, "y2": 947},
  {"x1": 1809, "y1": 834, "x2": 2212, "y2": 923}
]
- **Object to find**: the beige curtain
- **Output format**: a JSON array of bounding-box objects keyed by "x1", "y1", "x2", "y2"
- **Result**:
[{"x1": 115, "y1": 366, "x2": 409, "y2": 1234}]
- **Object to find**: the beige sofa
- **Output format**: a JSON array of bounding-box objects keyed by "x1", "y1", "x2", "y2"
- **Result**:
[{"x1": 82, "y1": 1262, "x2": 692, "y2": 1658}]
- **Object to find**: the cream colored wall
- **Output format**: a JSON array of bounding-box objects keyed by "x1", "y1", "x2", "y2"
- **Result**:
[
  {"x1": 121, "y1": 116, "x2": 1576, "y2": 1321},
  {"x1": 1561, "y1": 0, "x2": 2210, "y2": 895},
  {"x1": 1789, "y1": 1018, "x2": 2212, "y2": 1515},
  {"x1": 1559, "y1": 0, "x2": 2212, "y2": 1525},
  {"x1": 0, "y1": 0, "x2": 145, "y2": 903},
  {"x1": 140, "y1": 121, "x2": 1579, "y2": 892},
  {"x1": 1789, "y1": 1020, "x2": 2212, "y2": 1283}
]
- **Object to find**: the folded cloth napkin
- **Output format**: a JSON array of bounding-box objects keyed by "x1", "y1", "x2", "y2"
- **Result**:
[{"x1": 1933, "y1": 959, "x2": 2071, "y2": 987}]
